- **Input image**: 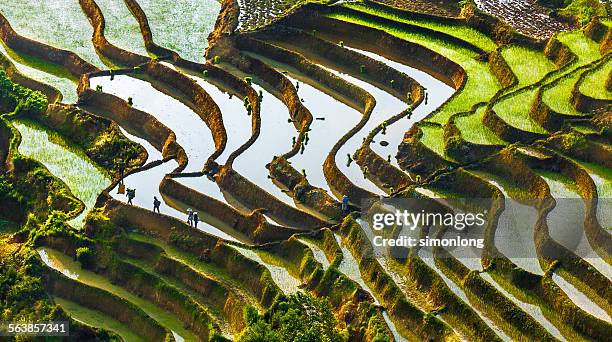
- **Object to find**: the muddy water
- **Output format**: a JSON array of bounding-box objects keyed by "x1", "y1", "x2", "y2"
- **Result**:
[
  {"x1": 538, "y1": 172, "x2": 611, "y2": 280},
  {"x1": 347, "y1": 48, "x2": 454, "y2": 169},
  {"x1": 231, "y1": 83, "x2": 298, "y2": 206},
  {"x1": 297, "y1": 238, "x2": 330, "y2": 270},
  {"x1": 13, "y1": 120, "x2": 110, "y2": 228},
  {"x1": 285, "y1": 74, "x2": 359, "y2": 194},
  {"x1": 37, "y1": 248, "x2": 195, "y2": 341},
  {"x1": 469, "y1": 171, "x2": 546, "y2": 275}
]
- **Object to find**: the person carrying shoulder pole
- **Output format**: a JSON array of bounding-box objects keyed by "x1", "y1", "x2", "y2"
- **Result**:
[
  {"x1": 126, "y1": 188, "x2": 135, "y2": 205},
  {"x1": 153, "y1": 196, "x2": 161, "y2": 213}
]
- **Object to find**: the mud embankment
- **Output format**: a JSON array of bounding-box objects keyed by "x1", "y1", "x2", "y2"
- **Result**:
[
  {"x1": 103, "y1": 198, "x2": 283, "y2": 308},
  {"x1": 159, "y1": 176, "x2": 299, "y2": 243},
  {"x1": 78, "y1": 72, "x2": 187, "y2": 170},
  {"x1": 215, "y1": 164, "x2": 330, "y2": 229}
]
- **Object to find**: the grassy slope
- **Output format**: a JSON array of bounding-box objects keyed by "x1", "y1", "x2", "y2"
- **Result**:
[
  {"x1": 455, "y1": 106, "x2": 507, "y2": 145},
  {"x1": 343, "y1": 3, "x2": 498, "y2": 52},
  {"x1": 136, "y1": 0, "x2": 220, "y2": 62},
  {"x1": 542, "y1": 69, "x2": 588, "y2": 115},
  {"x1": 502, "y1": 45, "x2": 556, "y2": 88},
  {"x1": 579, "y1": 58, "x2": 612, "y2": 99},
  {"x1": 325, "y1": 12, "x2": 500, "y2": 125},
  {"x1": 419, "y1": 124, "x2": 446, "y2": 157},
  {"x1": 13, "y1": 120, "x2": 110, "y2": 228},
  {"x1": 494, "y1": 89, "x2": 548, "y2": 133}
]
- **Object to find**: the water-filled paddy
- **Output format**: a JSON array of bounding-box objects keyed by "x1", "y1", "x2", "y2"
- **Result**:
[
  {"x1": 0, "y1": 0, "x2": 105, "y2": 69},
  {"x1": 13, "y1": 120, "x2": 110, "y2": 228},
  {"x1": 136, "y1": 0, "x2": 220, "y2": 62}
]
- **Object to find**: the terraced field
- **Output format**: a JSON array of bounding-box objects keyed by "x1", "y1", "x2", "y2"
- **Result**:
[{"x1": 0, "y1": 0, "x2": 610, "y2": 341}]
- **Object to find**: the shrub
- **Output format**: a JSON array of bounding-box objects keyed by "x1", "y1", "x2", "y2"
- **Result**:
[{"x1": 76, "y1": 247, "x2": 95, "y2": 269}]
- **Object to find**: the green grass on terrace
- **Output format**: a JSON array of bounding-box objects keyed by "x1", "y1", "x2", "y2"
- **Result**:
[
  {"x1": 556, "y1": 31, "x2": 601, "y2": 65},
  {"x1": 0, "y1": 0, "x2": 105, "y2": 69},
  {"x1": 325, "y1": 12, "x2": 500, "y2": 125},
  {"x1": 542, "y1": 70, "x2": 589, "y2": 115},
  {"x1": 501, "y1": 45, "x2": 556, "y2": 88},
  {"x1": 136, "y1": 0, "x2": 220, "y2": 62},
  {"x1": 455, "y1": 106, "x2": 507, "y2": 146},
  {"x1": 342, "y1": 2, "x2": 498, "y2": 52},
  {"x1": 579, "y1": 58, "x2": 612, "y2": 100},
  {"x1": 419, "y1": 124, "x2": 446, "y2": 158},
  {"x1": 13, "y1": 120, "x2": 110, "y2": 228},
  {"x1": 94, "y1": 0, "x2": 148, "y2": 56},
  {"x1": 493, "y1": 89, "x2": 548, "y2": 134}
]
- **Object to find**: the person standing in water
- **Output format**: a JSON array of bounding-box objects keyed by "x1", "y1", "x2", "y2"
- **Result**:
[
  {"x1": 193, "y1": 212, "x2": 199, "y2": 228},
  {"x1": 186, "y1": 208, "x2": 194, "y2": 226},
  {"x1": 153, "y1": 196, "x2": 161, "y2": 213}
]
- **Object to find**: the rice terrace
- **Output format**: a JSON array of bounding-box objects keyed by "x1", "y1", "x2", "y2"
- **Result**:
[{"x1": 0, "y1": 0, "x2": 611, "y2": 341}]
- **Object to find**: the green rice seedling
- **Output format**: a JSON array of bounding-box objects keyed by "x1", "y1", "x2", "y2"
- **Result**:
[
  {"x1": 92, "y1": 0, "x2": 148, "y2": 55},
  {"x1": 455, "y1": 106, "x2": 506, "y2": 146},
  {"x1": 0, "y1": 0, "x2": 106, "y2": 69},
  {"x1": 343, "y1": 2, "x2": 497, "y2": 52},
  {"x1": 54, "y1": 297, "x2": 145, "y2": 342},
  {"x1": 38, "y1": 248, "x2": 197, "y2": 340},
  {"x1": 134, "y1": 0, "x2": 220, "y2": 62},
  {"x1": 542, "y1": 71, "x2": 588, "y2": 115},
  {"x1": 12, "y1": 120, "x2": 110, "y2": 228},
  {"x1": 556, "y1": 31, "x2": 601, "y2": 65},
  {"x1": 419, "y1": 124, "x2": 446, "y2": 158},
  {"x1": 579, "y1": 58, "x2": 612, "y2": 99},
  {"x1": 325, "y1": 12, "x2": 501, "y2": 124},
  {"x1": 493, "y1": 89, "x2": 548, "y2": 134},
  {"x1": 501, "y1": 45, "x2": 556, "y2": 87}
]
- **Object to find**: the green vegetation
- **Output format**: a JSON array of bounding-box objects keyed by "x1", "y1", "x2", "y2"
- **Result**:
[
  {"x1": 556, "y1": 31, "x2": 601, "y2": 65},
  {"x1": 0, "y1": 70, "x2": 48, "y2": 114},
  {"x1": 12, "y1": 120, "x2": 110, "y2": 228},
  {"x1": 38, "y1": 247, "x2": 198, "y2": 340},
  {"x1": 501, "y1": 45, "x2": 556, "y2": 87},
  {"x1": 54, "y1": 297, "x2": 142, "y2": 342},
  {"x1": 325, "y1": 11, "x2": 500, "y2": 124},
  {"x1": 546, "y1": 0, "x2": 609, "y2": 27},
  {"x1": 419, "y1": 124, "x2": 446, "y2": 157},
  {"x1": 342, "y1": 2, "x2": 497, "y2": 52},
  {"x1": 493, "y1": 89, "x2": 548, "y2": 133},
  {"x1": 542, "y1": 70, "x2": 587, "y2": 115},
  {"x1": 137, "y1": 0, "x2": 221, "y2": 62},
  {"x1": 0, "y1": 0, "x2": 105, "y2": 69},
  {"x1": 94, "y1": 0, "x2": 148, "y2": 55},
  {"x1": 237, "y1": 293, "x2": 346, "y2": 342},
  {"x1": 579, "y1": 58, "x2": 612, "y2": 99},
  {"x1": 455, "y1": 106, "x2": 507, "y2": 145}
]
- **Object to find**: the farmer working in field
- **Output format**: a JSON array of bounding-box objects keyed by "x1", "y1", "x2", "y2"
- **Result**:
[
  {"x1": 193, "y1": 212, "x2": 200, "y2": 228},
  {"x1": 187, "y1": 208, "x2": 194, "y2": 226}
]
